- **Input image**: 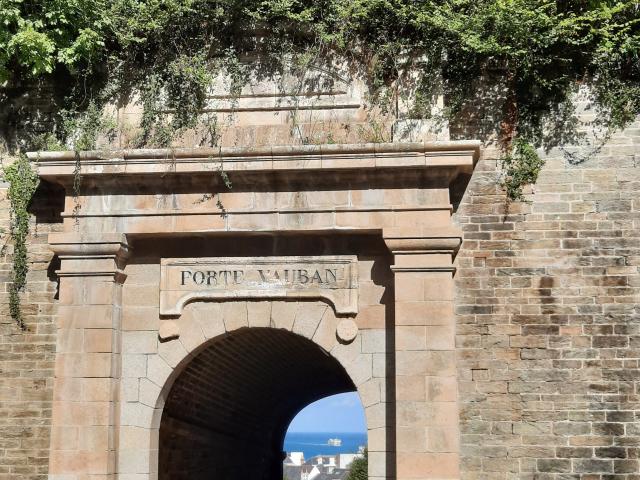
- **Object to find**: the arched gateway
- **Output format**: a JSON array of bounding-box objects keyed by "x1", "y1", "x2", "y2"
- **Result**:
[
  {"x1": 159, "y1": 326, "x2": 357, "y2": 480},
  {"x1": 37, "y1": 141, "x2": 479, "y2": 479}
]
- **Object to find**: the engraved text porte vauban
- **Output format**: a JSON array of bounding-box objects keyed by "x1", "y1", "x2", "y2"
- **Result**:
[
  {"x1": 179, "y1": 267, "x2": 339, "y2": 287},
  {"x1": 160, "y1": 256, "x2": 358, "y2": 316}
]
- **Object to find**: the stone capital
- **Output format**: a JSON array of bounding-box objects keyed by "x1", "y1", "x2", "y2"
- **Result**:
[
  {"x1": 383, "y1": 227, "x2": 462, "y2": 272},
  {"x1": 383, "y1": 227, "x2": 462, "y2": 254},
  {"x1": 48, "y1": 232, "x2": 130, "y2": 281}
]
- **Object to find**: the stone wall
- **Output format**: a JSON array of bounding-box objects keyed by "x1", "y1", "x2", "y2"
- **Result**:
[
  {"x1": 0, "y1": 77, "x2": 639, "y2": 480},
  {"x1": 454, "y1": 118, "x2": 640, "y2": 479},
  {"x1": 159, "y1": 416, "x2": 242, "y2": 480},
  {"x1": 119, "y1": 237, "x2": 394, "y2": 480},
  {"x1": 0, "y1": 182, "x2": 62, "y2": 480},
  {"x1": 157, "y1": 324, "x2": 355, "y2": 480}
]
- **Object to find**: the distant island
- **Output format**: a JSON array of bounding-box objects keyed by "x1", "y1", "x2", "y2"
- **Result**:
[{"x1": 284, "y1": 432, "x2": 366, "y2": 458}]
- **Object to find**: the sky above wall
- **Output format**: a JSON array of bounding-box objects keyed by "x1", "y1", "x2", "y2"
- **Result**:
[{"x1": 286, "y1": 392, "x2": 366, "y2": 433}]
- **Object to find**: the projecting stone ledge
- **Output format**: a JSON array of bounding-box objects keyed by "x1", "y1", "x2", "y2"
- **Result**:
[{"x1": 28, "y1": 141, "x2": 481, "y2": 181}]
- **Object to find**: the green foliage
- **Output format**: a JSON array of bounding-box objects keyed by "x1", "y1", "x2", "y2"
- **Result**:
[
  {"x1": 0, "y1": 0, "x2": 110, "y2": 80},
  {"x1": 62, "y1": 100, "x2": 117, "y2": 151},
  {"x1": 501, "y1": 140, "x2": 546, "y2": 202},
  {"x1": 165, "y1": 53, "x2": 212, "y2": 130},
  {"x1": 3, "y1": 154, "x2": 39, "y2": 329},
  {"x1": 346, "y1": 449, "x2": 368, "y2": 480},
  {"x1": 7, "y1": 23, "x2": 56, "y2": 77},
  {"x1": 134, "y1": 54, "x2": 219, "y2": 147},
  {"x1": 1, "y1": 0, "x2": 639, "y2": 200},
  {"x1": 29, "y1": 133, "x2": 65, "y2": 152},
  {"x1": 0, "y1": 0, "x2": 636, "y2": 331},
  {"x1": 136, "y1": 73, "x2": 172, "y2": 148}
]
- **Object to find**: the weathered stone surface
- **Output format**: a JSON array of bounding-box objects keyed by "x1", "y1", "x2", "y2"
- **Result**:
[
  {"x1": 35, "y1": 141, "x2": 467, "y2": 480},
  {"x1": 454, "y1": 118, "x2": 640, "y2": 479},
  {"x1": 337, "y1": 318, "x2": 359, "y2": 343},
  {"x1": 2, "y1": 78, "x2": 639, "y2": 480},
  {"x1": 158, "y1": 320, "x2": 180, "y2": 341},
  {"x1": 160, "y1": 256, "x2": 359, "y2": 316}
]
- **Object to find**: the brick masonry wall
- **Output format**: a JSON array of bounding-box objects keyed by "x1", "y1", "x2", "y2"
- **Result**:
[
  {"x1": 454, "y1": 116, "x2": 640, "y2": 479},
  {"x1": 0, "y1": 180, "x2": 62, "y2": 480},
  {"x1": 159, "y1": 416, "x2": 260, "y2": 480},
  {"x1": 0, "y1": 78, "x2": 65, "y2": 479}
]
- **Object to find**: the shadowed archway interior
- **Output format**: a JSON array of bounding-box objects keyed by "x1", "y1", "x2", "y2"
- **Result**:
[{"x1": 159, "y1": 325, "x2": 357, "y2": 480}]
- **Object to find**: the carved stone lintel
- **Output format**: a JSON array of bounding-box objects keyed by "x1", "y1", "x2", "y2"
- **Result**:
[
  {"x1": 160, "y1": 256, "x2": 358, "y2": 317},
  {"x1": 48, "y1": 232, "x2": 130, "y2": 282}
]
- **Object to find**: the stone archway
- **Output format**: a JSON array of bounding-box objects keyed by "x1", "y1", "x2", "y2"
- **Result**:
[
  {"x1": 159, "y1": 326, "x2": 358, "y2": 480},
  {"x1": 38, "y1": 141, "x2": 480, "y2": 480}
]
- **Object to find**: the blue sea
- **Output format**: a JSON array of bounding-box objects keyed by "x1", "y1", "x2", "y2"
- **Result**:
[{"x1": 284, "y1": 432, "x2": 367, "y2": 458}]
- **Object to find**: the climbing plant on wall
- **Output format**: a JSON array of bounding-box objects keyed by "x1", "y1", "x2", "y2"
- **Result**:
[
  {"x1": 0, "y1": 0, "x2": 639, "y2": 324},
  {"x1": 1, "y1": 0, "x2": 638, "y2": 195},
  {"x1": 3, "y1": 154, "x2": 39, "y2": 329}
]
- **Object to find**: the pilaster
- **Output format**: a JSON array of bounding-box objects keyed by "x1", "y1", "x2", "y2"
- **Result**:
[
  {"x1": 48, "y1": 233, "x2": 129, "y2": 480},
  {"x1": 384, "y1": 228, "x2": 461, "y2": 480}
]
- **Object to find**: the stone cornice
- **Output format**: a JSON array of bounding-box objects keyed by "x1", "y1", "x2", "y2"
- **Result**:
[
  {"x1": 49, "y1": 232, "x2": 130, "y2": 256},
  {"x1": 28, "y1": 141, "x2": 480, "y2": 183}
]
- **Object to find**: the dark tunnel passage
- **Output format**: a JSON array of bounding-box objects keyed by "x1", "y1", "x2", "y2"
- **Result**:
[{"x1": 159, "y1": 327, "x2": 358, "y2": 480}]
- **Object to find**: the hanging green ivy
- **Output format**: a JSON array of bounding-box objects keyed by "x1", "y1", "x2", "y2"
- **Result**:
[
  {"x1": 0, "y1": 0, "x2": 638, "y2": 201},
  {"x1": 3, "y1": 154, "x2": 39, "y2": 329},
  {"x1": 500, "y1": 139, "x2": 546, "y2": 202}
]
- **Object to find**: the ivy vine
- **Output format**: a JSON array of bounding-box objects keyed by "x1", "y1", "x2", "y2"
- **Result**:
[
  {"x1": 0, "y1": 0, "x2": 637, "y2": 200},
  {"x1": 0, "y1": 0, "x2": 639, "y2": 325},
  {"x1": 3, "y1": 154, "x2": 39, "y2": 329},
  {"x1": 500, "y1": 139, "x2": 546, "y2": 202}
]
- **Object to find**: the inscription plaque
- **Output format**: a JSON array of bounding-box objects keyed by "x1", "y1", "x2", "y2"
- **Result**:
[{"x1": 160, "y1": 256, "x2": 358, "y2": 316}]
